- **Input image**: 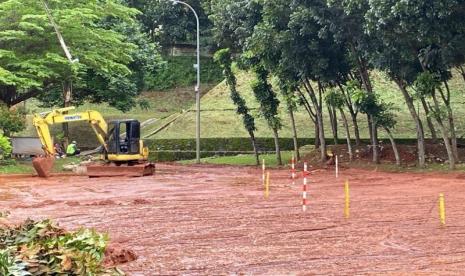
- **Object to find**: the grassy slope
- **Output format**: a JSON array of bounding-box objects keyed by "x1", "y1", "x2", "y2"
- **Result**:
[
  {"x1": 154, "y1": 70, "x2": 465, "y2": 140},
  {"x1": 20, "y1": 86, "x2": 209, "y2": 148}
]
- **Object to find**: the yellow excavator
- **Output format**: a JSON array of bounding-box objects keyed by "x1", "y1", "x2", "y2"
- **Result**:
[{"x1": 32, "y1": 106, "x2": 155, "y2": 178}]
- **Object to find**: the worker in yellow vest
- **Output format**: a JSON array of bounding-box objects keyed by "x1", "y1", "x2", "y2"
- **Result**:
[{"x1": 66, "y1": 141, "x2": 80, "y2": 156}]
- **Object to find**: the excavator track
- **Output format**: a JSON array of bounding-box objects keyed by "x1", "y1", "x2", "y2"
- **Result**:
[{"x1": 86, "y1": 163, "x2": 155, "y2": 178}]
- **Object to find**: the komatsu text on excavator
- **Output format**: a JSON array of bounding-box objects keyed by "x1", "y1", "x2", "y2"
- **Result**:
[{"x1": 32, "y1": 107, "x2": 155, "y2": 178}]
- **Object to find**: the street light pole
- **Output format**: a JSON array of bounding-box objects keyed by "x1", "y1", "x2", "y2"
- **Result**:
[{"x1": 169, "y1": 0, "x2": 201, "y2": 164}]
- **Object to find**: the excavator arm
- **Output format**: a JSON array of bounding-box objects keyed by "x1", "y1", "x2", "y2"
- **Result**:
[{"x1": 33, "y1": 107, "x2": 109, "y2": 156}]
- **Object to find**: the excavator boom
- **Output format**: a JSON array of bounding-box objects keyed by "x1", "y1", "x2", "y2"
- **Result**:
[{"x1": 33, "y1": 107, "x2": 109, "y2": 155}]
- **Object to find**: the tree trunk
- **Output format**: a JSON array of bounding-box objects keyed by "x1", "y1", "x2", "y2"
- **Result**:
[
  {"x1": 272, "y1": 128, "x2": 282, "y2": 166},
  {"x1": 437, "y1": 123, "x2": 455, "y2": 170},
  {"x1": 420, "y1": 97, "x2": 438, "y2": 142},
  {"x1": 384, "y1": 127, "x2": 400, "y2": 166},
  {"x1": 367, "y1": 114, "x2": 373, "y2": 145},
  {"x1": 370, "y1": 116, "x2": 379, "y2": 164},
  {"x1": 336, "y1": 82, "x2": 360, "y2": 145},
  {"x1": 441, "y1": 81, "x2": 458, "y2": 162},
  {"x1": 297, "y1": 88, "x2": 318, "y2": 150},
  {"x1": 458, "y1": 65, "x2": 465, "y2": 82},
  {"x1": 351, "y1": 113, "x2": 361, "y2": 146},
  {"x1": 395, "y1": 79, "x2": 426, "y2": 168},
  {"x1": 431, "y1": 93, "x2": 455, "y2": 170},
  {"x1": 352, "y1": 45, "x2": 378, "y2": 163},
  {"x1": 288, "y1": 108, "x2": 300, "y2": 160},
  {"x1": 314, "y1": 121, "x2": 320, "y2": 149},
  {"x1": 339, "y1": 108, "x2": 353, "y2": 161},
  {"x1": 62, "y1": 80, "x2": 72, "y2": 148},
  {"x1": 316, "y1": 110, "x2": 326, "y2": 162},
  {"x1": 448, "y1": 110, "x2": 458, "y2": 162},
  {"x1": 249, "y1": 131, "x2": 260, "y2": 166},
  {"x1": 328, "y1": 105, "x2": 338, "y2": 145},
  {"x1": 304, "y1": 79, "x2": 326, "y2": 162},
  {"x1": 316, "y1": 102, "x2": 327, "y2": 163}
]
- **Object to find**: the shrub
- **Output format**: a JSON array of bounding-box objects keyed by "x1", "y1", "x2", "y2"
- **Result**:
[
  {"x1": 0, "y1": 105, "x2": 26, "y2": 136},
  {"x1": 0, "y1": 219, "x2": 124, "y2": 275},
  {"x1": 0, "y1": 135, "x2": 12, "y2": 160}
]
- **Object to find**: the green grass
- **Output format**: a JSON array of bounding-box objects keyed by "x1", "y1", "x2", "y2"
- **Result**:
[
  {"x1": 0, "y1": 162, "x2": 33, "y2": 174},
  {"x1": 0, "y1": 156, "x2": 82, "y2": 175},
  {"x1": 179, "y1": 151, "x2": 298, "y2": 167}
]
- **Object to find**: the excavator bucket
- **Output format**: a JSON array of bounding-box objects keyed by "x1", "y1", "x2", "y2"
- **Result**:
[
  {"x1": 32, "y1": 156, "x2": 55, "y2": 178},
  {"x1": 86, "y1": 163, "x2": 155, "y2": 178}
]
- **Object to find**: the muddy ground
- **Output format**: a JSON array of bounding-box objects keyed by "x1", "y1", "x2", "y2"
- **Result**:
[{"x1": 1, "y1": 164, "x2": 465, "y2": 275}]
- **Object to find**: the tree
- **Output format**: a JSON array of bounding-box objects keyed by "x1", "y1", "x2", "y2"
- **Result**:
[
  {"x1": 365, "y1": 0, "x2": 465, "y2": 169},
  {"x1": 208, "y1": 0, "x2": 262, "y2": 51},
  {"x1": 323, "y1": 0, "x2": 380, "y2": 162},
  {"x1": 376, "y1": 105, "x2": 400, "y2": 167},
  {"x1": 245, "y1": 0, "x2": 349, "y2": 163},
  {"x1": 251, "y1": 65, "x2": 282, "y2": 166},
  {"x1": 35, "y1": 20, "x2": 162, "y2": 112},
  {"x1": 414, "y1": 72, "x2": 455, "y2": 169},
  {"x1": 0, "y1": 104, "x2": 26, "y2": 137},
  {"x1": 353, "y1": 90, "x2": 381, "y2": 163},
  {"x1": 0, "y1": 134, "x2": 12, "y2": 160},
  {"x1": 278, "y1": 79, "x2": 300, "y2": 160},
  {"x1": 214, "y1": 48, "x2": 260, "y2": 165},
  {"x1": 341, "y1": 80, "x2": 362, "y2": 145},
  {"x1": 127, "y1": 0, "x2": 214, "y2": 48},
  {"x1": 353, "y1": 90, "x2": 401, "y2": 166},
  {"x1": 325, "y1": 89, "x2": 353, "y2": 161},
  {"x1": 364, "y1": 0, "x2": 427, "y2": 167},
  {"x1": 0, "y1": 0, "x2": 144, "y2": 107}
]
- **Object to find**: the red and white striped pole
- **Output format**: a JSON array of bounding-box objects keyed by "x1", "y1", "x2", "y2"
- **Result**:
[
  {"x1": 291, "y1": 155, "x2": 296, "y2": 181},
  {"x1": 302, "y1": 162, "x2": 309, "y2": 212}
]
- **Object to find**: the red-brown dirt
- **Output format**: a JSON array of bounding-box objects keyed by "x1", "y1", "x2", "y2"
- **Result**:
[{"x1": 1, "y1": 164, "x2": 465, "y2": 274}]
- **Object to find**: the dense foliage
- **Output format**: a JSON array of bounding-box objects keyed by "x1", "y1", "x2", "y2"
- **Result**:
[
  {"x1": 205, "y1": 0, "x2": 465, "y2": 168},
  {"x1": 0, "y1": 219, "x2": 123, "y2": 275},
  {"x1": 0, "y1": 104, "x2": 25, "y2": 136},
  {"x1": 0, "y1": 135, "x2": 12, "y2": 159},
  {"x1": 127, "y1": 0, "x2": 214, "y2": 48},
  {"x1": 0, "y1": 0, "x2": 162, "y2": 112}
]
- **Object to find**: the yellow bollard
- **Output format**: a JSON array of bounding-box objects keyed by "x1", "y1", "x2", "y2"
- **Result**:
[
  {"x1": 265, "y1": 172, "x2": 270, "y2": 199},
  {"x1": 344, "y1": 180, "x2": 350, "y2": 219},
  {"x1": 439, "y1": 193, "x2": 446, "y2": 226}
]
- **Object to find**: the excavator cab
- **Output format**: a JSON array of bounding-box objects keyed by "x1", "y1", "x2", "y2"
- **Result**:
[{"x1": 107, "y1": 120, "x2": 141, "y2": 155}]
